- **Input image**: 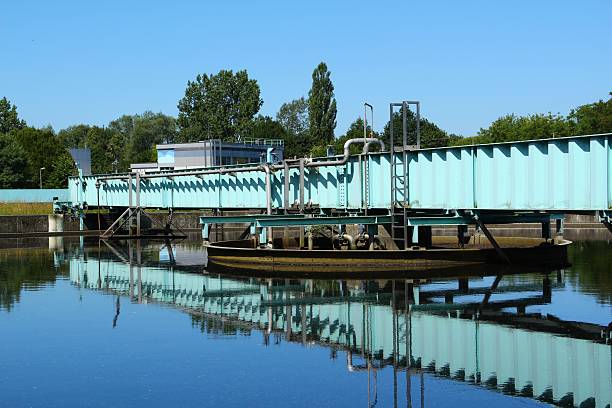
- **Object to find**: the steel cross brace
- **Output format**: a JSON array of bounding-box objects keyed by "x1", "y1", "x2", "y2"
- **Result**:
[{"x1": 599, "y1": 211, "x2": 612, "y2": 234}]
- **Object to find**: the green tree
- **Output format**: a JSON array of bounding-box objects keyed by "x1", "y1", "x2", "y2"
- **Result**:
[
  {"x1": 109, "y1": 112, "x2": 177, "y2": 169},
  {"x1": 177, "y1": 70, "x2": 262, "y2": 142},
  {"x1": 308, "y1": 63, "x2": 337, "y2": 148},
  {"x1": 11, "y1": 127, "x2": 75, "y2": 188},
  {"x1": 276, "y1": 97, "x2": 310, "y2": 157},
  {"x1": 0, "y1": 133, "x2": 30, "y2": 188},
  {"x1": 57, "y1": 124, "x2": 91, "y2": 149},
  {"x1": 568, "y1": 92, "x2": 612, "y2": 135},
  {"x1": 83, "y1": 126, "x2": 117, "y2": 174},
  {"x1": 451, "y1": 113, "x2": 573, "y2": 146},
  {"x1": 383, "y1": 109, "x2": 451, "y2": 148},
  {"x1": 277, "y1": 97, "x2": 309, "y2": 137},
  {"x1": 247, "y1": 115, "x2": 287, "y2": 140},
  {"x1": 333, "y1": 118, "x2": 377, "y2": 154},
  {"x1": 0, "y1": 97, "x2": 26, "y2": 134},
  {"x1": 46, "y1": 151, "x2": 77, "y2": 188}
]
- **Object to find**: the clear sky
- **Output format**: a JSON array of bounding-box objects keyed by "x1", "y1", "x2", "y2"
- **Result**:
[{"x1": 1, "y1": 0, "x2": 610, "y2": 137}]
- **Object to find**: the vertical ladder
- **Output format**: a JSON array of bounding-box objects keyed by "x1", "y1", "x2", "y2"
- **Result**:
[{"x1": 389, "y1": 101, "x2": 420, "y2": 249}]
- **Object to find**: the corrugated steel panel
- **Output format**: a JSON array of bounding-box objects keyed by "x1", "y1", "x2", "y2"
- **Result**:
[{"x1": 69, "y1": 134, "x2": 611, "y2": 212}]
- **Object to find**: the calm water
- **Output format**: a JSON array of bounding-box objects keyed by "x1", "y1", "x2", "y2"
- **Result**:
[{"x1": 1, "y1": 237, "x2": 610, "y2": 408}]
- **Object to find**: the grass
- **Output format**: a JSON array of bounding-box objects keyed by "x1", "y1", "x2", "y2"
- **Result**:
[{"x1": 0, "y1": 202, "x2": 53, "y2": 215}]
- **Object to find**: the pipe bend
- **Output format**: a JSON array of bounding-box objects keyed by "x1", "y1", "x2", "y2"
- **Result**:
[
  {"x1": 306, "y1": 137, "x2": 385, "y2": 168},
  {"x1": 362, "y1": 139, "x2": 386, "y2": 154}
]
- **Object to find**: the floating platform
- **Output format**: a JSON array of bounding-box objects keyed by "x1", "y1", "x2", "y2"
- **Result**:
[{"x1": 204, "y1": 236, "x2": 571, "y2": 277}]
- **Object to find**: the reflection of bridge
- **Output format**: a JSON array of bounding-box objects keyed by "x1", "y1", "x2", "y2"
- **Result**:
[{"x1": 69, "y1": 252, "x2": 611, "y2": 408}]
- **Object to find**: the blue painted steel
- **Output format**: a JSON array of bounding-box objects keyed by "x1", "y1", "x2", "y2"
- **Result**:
[
  {"x1": 0, "y1": 189, "x2": 69, "y2": 203},
  {"x1": 253, "y1": 215, "x2": 392, "y2": 228},
  {"x1": 69, "y1": 134, "x2": 612, "y2": 212}
]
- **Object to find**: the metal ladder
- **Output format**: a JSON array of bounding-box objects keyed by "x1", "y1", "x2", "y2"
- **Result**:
[{"x1": 389, "y1": 101, "x2": 420, "y2": 249}]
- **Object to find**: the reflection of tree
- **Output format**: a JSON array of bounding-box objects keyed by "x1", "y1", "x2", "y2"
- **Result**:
[
  {"x1": 0, "y1": 248, "x2": 67, "y2": 311},
  {"x1": 566, "y1": 241, "x2": 612, "y2": 304}
]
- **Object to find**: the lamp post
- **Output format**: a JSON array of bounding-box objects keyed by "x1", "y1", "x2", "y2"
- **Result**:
[{"x1": 39, "y1": 167, "x2": 45, "y2": 189}]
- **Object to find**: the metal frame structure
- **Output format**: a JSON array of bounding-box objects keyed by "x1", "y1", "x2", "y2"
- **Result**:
[{"x1": 67, "y1": 99, "x2": 612, "y2": 246}]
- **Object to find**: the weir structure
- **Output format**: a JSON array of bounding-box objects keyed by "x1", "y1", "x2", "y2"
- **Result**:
[{"x1": 67, "y1": 101, "x2": 612, "y2": 252}]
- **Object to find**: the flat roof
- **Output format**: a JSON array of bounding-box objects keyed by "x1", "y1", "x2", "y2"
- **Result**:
[{"x1": 156, "y1": 140, "x2": 284, "y2": 151}]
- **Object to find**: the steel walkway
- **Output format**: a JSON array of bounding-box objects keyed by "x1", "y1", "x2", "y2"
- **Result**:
[{"x1": 69, "y1": 133, "x2": 611, "y2": 213}]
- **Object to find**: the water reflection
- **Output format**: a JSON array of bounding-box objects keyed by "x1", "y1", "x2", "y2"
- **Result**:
[
  {"x1": 0, "y1": 238, "x2": 610, "y2": 407},
  {"x1": 60, "y1": 240, "x2": 610, "y2": 408}
]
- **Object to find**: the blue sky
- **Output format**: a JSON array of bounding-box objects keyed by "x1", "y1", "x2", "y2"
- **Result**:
[{"x1": 1, "y1": 0, "x2": 610, "y2": 137}]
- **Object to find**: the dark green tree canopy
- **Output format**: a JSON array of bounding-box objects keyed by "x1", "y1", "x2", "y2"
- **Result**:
[
  {"x1": 276, "y1": 97, "x2": 311, "y2": 157},
  {"x1": 308, "y1": 63, "x2": 337, "y2": 147},
  {"x1": 0, "y1": 97, "x2": 26, "y2": 134},
  {"x1": 10, "y1": 127, "x2": 76, "y2": 188},
  {"x1": 277, "y1": 97, "x2": 309, "y2": 137},
  {"x1": 383, "y1": 109, "x2": 451, "y2": 148},
  {"x1": 247, "y1": 115, "x2": 287, "y2": 140},
  {"x1": 177, "y1": 70, "x2": 263, "y2": 142},
  {"x1": 0, "y1": 133, "x2": 30, "y2": 188},
  {"x1": 568, "y1": 92, "x2": 612, "y2": 135}
]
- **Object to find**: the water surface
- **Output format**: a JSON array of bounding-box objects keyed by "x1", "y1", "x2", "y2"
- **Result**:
[{"x1": 1, "y1": 238, "x2": 610, "y2": 407}]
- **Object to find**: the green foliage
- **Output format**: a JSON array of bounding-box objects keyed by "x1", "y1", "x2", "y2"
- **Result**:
[
  {"x1": 111, "y1": 112, "x2": 178, "y2": 169},
  {"x1": 0, "y1": 97, "x2": 26, "y2": 134},
  {"x1": 0, "y1": 133, "x2": 30, "y2": 188},
  {"x1": 382, "y1": 109, "x2": 451, "y2": 148},
  {"x1": 277, "y1": 97, "x2": 309, "y2": 137},
  {"x1": 177, "y1": 70, "x2": 263, "y2": 142},
  {"x1": 56, "y1": 112, "x2": 177, "y2": 173},
  {"x1": 247, "y1": 115, "x2": 287, "y2": 140},
  {"x1": 332, "y1": 118, "x2": 377, "y2": 155},
  {"x1": 57, "y1": 124, "x2": 90, "y2": 149},
  {"x1": 568, "y1": 92, "x2": 612, "y2": 135},
  {"x1": 276, "y1": 97, "x2": 311, "y2": 157},
  {"x1": 10, "y1": 127, "x2": 75, "y2": 188},
  {"x1": 46, "y1": 151, "x2": 77, "y2": 188},
  {"x1": 308, "y1": 63, "x2": 337, "y2": 147},
  {"x1": 451, "y1": 92, "x2": 612, "y2": 146}
]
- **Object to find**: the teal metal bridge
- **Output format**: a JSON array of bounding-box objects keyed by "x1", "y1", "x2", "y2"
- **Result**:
[
  {"x1": 69, "y1": 133, "x2": 612, "y2": 212},
  {"x1": 67, "y1": 131, "x2": 612, "y2": 247}
]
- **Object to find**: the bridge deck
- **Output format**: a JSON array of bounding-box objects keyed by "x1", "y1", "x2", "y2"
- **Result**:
[{"x1": 69, "y1": 134, "x2": 611, "y2": 212}]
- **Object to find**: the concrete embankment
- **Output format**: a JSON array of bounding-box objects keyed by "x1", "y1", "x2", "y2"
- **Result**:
[
  {"x1": 0, "y1": 212, "x2": 609, "y2": 240},
  {"x1": 0, "y1": 214, "x2": 85, "y2": 238}
]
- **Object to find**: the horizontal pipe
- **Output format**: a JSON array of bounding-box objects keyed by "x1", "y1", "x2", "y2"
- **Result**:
[
  {"x1": 92, "y1": 138, "x2": 386, "y2": 183},
  {"x1": 306, "y1": 138, "x2": 385, "y2": 168}
]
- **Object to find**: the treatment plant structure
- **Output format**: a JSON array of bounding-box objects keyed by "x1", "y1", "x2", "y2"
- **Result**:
[{"x1": 64, "y1": 101, "x2": 612, "y2": 267}]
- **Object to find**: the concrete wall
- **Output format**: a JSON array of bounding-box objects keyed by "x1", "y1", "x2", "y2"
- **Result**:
[{"x1": 0, "y1": 215, "x2": 80, "y2": 234}]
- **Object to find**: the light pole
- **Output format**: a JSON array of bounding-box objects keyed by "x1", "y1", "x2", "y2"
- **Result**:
[{"x1": 39, "y1": 167, "x2": 45, "y2": 189}]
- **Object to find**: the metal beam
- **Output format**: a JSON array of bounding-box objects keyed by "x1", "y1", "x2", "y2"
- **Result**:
[
  {"x1": 200, "y1": 214, "x2": 306, "y2": 225},
  {"x1": 473, "y1": 217, "x2": 511, "y2": 264},
  {"x1": 254, "y1": 215, "x2": 393, "y2": 228}
]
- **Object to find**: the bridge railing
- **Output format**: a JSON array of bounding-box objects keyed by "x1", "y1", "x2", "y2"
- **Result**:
[{"x1": 68, "y1": 133, "x2": 611, "y2": 212}]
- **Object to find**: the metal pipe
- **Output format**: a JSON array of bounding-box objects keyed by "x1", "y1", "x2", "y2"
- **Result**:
[
  {"x1": 263, "y1": 164, "x2": 272, "y2": 216},
  {"x1": 306, "y1": 138, "x2": 385, "y2": 168},
  {"x1": 136, "y1": 172, "x2": 141, "y2": 236},
  {"x1": 94, "y1": 138, "x2": 385, "y2": 183},
  {"x1": 362, "y1": 139, "x2": 385, "y2": 154},
  {"x1": 263, "y1": 164, "x2": 273, "y2": 245},
  {"x1": 416, "y1": 102, "x2": 421, "y2": 149},
  {"x1": 283, "y1": 160, "x2": 290, "y2": 212},
  {"x1": 333, "y1": 233, "x2": 356, "y2": 250},
  {"x1": 402, "y1": 101, "x2": 408, "y2": 147},
  {"x1": 299, "y1": 158, "x2": 305, "y2": 211}
]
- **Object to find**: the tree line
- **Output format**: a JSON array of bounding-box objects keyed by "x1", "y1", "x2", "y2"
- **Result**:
[{"x1": 1, "y1": 63, "x2": 610, "y2": 189}]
